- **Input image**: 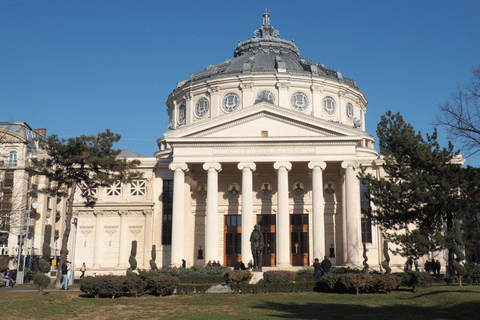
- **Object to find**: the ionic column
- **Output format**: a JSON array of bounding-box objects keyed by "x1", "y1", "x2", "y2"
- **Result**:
[
  {"x1": 341, "y1": 161, "x2": 362, "y2": 266},
  {"x1": 92, "y1": 211, "x2": 103, "y2": 269},
  {"x1": 274, "y1": 161, "x2": 292, "y2": 267},
  {"x1": 308, "y1": 161, "x2": 327, "y2": 262},
  {"x1": 238, "y1": 162, "x2": 256, "y2": 264},
  {"x1": 169, "y1": 162, "x2": 189, "y2": 267},
  {"x1": 203, "y1": 162, "x2": 222, "y2": 264}
]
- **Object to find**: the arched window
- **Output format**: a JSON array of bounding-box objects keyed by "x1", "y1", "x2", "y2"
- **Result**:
[{"x1": 8, "y1": 150, "x2": 17, "y2": 167}]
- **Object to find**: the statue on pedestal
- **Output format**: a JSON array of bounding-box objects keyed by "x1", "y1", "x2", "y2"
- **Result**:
[{"x1": 250, "y1": 225, "x2": 264, "y2": 271}]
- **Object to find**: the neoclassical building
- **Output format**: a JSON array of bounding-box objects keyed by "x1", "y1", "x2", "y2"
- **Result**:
[{"x1": 68, "y1": 12, "x2": 411, "y2": 273}]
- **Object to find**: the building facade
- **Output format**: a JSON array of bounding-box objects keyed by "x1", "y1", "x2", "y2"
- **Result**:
[
  {"x1": 66, "y1": 13, "x2": 392, "y2": 273},
  {"x1": 0, "y1": 122, "x2": 67, "y2": 270}
]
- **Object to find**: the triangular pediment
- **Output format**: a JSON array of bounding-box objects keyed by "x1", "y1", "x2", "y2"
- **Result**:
[{"x1": 164, "y1": 103, "x2": 368, "y2": 142}]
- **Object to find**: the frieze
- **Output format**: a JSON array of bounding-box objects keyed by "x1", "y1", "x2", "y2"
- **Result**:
[
  {"x1": 128, "y1": 210, "x2": 145, "y2": 216},
  {"x1": 214, "y1": 147, "x2": 316, "y2": 155},
  {"x1": 276, "y1": 82, "x2": 290, "y2": 90},
  {"x1": 103, "y1": 210, "x2": 120, "y2": 216},
  {"x1": 239, "y1": 82, "x2": 254, "y2": 90},
  {"x1": 74, "y1": 210, "x2": 94, "y2": 216}
]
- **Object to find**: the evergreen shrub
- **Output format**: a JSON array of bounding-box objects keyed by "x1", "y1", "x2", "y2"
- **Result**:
[
  {"x1": 464, "y1": 263, "x2": 480, "y2": 285},
  {"x1": 315, "y1": 273, "x2": 398, "y2": 294},
  {"x1": 33, "y1": 273, "x2": 51, "y2": 291},
  {"x1": 146, "y1": 275, "x2": 178, "y2": 296},
  {"x1": 123, "y1": 275, "x2": 146, "y2": 297},
  {"x1": 80, "y1": 276, "x2": 123, "y2": 298},
  {"x1": 223, "y1": 270, "x2": 253, "y2": 284},
  {"x1": 263, "y1": 270, "x2": 296, "y2": 283}
]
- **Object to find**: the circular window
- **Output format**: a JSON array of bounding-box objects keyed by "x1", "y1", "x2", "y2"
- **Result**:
[
  {"x1": 255, "y1": 90, "x2": 275, "y2": 104},
  {"x1": 178, "y1": 103, "x2": 186, "y2": 124},
  {"x1": 323, "y1": 96, "x2": 336, "y2": 115},
  {"x1": 291, "y1": 92, "x2": 309, "y2": 111},
  {"x1": 195, "y1": 98, "x2": 210, "y2": 118},
  {"x1": 222, "y1": 93, "x2": 240, "y2": 112},
  {"x1": 346, "y1": 103, "x2": 354, "y2": 120}
]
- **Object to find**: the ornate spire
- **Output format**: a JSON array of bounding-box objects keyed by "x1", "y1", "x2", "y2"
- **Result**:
[{"x1": 254, "y1": 10, "x2": 279, "y2": 39}]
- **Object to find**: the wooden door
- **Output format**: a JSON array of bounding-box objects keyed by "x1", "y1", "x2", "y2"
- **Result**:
[
  {"x1": 290, "y1": 214, "x2": 309, "y2": 266},
  {"x1": 257, "y1": 214, "x2": 276, "y2": 266},
  {"x1": 224, "y1": 215, "x2": 242, "y2": 267}
]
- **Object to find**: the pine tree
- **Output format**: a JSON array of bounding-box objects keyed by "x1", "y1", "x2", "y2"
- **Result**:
[
  {"x1": 359, "y1": 111, "x2": 471, "y2": 276},
  {"x1": 31, "y1": 129, "x2": 141, "y2": 287}
]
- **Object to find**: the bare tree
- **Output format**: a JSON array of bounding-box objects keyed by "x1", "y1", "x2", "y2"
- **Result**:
[{"x1": 436, "y1": 66, "x2": 480, "y2": 158}]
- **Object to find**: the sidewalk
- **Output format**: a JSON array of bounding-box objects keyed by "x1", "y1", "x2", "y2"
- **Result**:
[{"x1": 0, "y1": 281, "x2": 81, "y2": 293}]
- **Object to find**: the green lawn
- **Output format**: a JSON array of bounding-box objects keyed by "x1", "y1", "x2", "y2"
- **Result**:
[{"x1": 1, "y1": 286, "x2": 480, "y2": 319}]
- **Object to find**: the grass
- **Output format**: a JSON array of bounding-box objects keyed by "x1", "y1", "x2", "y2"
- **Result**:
[{"x1": 1, "y1": 286, "x2": 480, "y2": 319}]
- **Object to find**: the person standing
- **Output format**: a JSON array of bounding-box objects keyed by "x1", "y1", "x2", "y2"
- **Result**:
[
  {"x1": 80, "y1": 262, "x2": 86, "y2": 279},
  {"x1": 320, "y1": 256, "x2": 332, "y2": 276},
  {"x1": 414, "y1": 259, "x2": 419, "y2": 272},
  {"x1": 313, "y1": 258, "x2": 322, "y2": 281},
  {"x1": 435, "y1": 260, "x2": 441, "y2": 275},
  {"x1": 59, "y1": 261, "x2": 69, "y2": 290},
  {"x1": 431, "y1": 259, "x2": 436, "y2": 275}
]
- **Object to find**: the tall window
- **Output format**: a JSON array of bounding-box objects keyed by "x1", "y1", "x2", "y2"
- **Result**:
[
  {"x1": 360, "y1": 180, "x2": 372, "y2": 243},
  {"x1": 162, "y1": 180, "x2": 173, "y2": 245},
  {"x1": 8, "y1": 150, "x2": 17, "y2": 167}
]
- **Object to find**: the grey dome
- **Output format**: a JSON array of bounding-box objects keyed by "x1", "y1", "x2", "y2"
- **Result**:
[{"x1": 183, "y1": 12, "x2": 357, "y2": 89}]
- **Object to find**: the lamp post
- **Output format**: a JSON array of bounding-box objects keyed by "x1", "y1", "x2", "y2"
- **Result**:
[
  {"x1": 68, "y1": 217, "x2": 78, "y2": 285},
  {"x1": 16, "y1": 201, "x2": 41, "y2": 285}
]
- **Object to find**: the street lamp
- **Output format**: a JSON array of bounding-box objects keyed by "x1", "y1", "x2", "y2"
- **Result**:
[
  {"x1": 16, "y1": 201, "x2": 41, "y2": 285},
  {"x1": 68, "y1": 217, "x2": 78, "y2": 285}
]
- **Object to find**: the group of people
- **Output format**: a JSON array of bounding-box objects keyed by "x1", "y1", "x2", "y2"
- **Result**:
[
  {"x1": 425, "y1": 259, "x2": 442, "y2": 275},
  {"x1": 313, "y1": 256, "x2": 332, "y2": 281},
  {"x1": 403, "y1": 257, "x2": 419, "y2": 272},
  {"x1": 206, "y1": 260, "x2": 222, "y2": 267}
]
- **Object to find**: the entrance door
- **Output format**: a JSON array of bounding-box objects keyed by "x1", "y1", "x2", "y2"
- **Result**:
[
  {"x1": 290, "y1": 214, "x2": 309, "y2": 266},
  {"x1": 257, "y1": 214, "x2": 276, "y2": 266},
  {"x1": 224, "y1": 215, "x2": 241, "y2": 267}
]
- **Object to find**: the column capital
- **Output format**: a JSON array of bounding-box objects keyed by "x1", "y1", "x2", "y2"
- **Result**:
[
  {"x1": 169, "y1": 162, "x2": 189, "y2": 172},
  {"x1": 203, "y1": 162, "x2": 222, "y2": 172},
  {"x1": 341, "y1": 161, "x2": 359, "y2": 170},
  {"x1": 273, "y1": 161, "x2": 292, "y2": 171},
  {"x1": 237, "y1": 162, "x2": 256, "y2": 171},
  {"x1": 308, "y1": 161, "x2": 327, "y2": 170}
]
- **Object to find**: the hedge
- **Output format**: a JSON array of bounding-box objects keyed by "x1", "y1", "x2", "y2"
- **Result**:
[
  {"x1": 80, "y1": 275, "x2": 178, "y2": 298},
  {"x1": 178, "y1": 276, "x2": 225, "y2": 284},
  {"x1": 231, "y1": 282, "x2": 316, "y2": 294},
  {"x1": 315, "y1": 273, "x2": 398, "y2": 294},
  {"x1": 263, "y1": 271, "x2": 296, "y2": 283},
  {"x1": 465, "y1": 263, "x2": 480, "y2": 285},
  {"x1": 393, "y1": 272, "x2": 432, "y2": 291},
  {"x1": 176, "y1": 284, "x2": 213, "y2": 294},
  {"x1": 223, "y1": 270, "x2": 253, "y2": 284}
]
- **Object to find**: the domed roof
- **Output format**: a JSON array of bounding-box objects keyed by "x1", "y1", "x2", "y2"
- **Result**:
[{"x1": 183, "y1": 12, "x2": 357, "y2": 89}]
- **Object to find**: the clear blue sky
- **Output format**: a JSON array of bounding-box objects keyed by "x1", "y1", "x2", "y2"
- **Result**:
[{"x1": 1, "y1": 1, "x2": 480, "y2": 165}]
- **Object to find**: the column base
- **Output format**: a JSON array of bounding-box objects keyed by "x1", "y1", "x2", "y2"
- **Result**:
[{"x1": 276, "y1": 262, "x2": 292, "y2": 268}]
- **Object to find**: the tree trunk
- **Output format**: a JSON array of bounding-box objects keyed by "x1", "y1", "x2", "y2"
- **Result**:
[
  {"x1": 55, "y1": 182, "x2": 76, "y2": 288},
  {"x1": 446, "y1": 212, "x2": 455, "y2": 278}
]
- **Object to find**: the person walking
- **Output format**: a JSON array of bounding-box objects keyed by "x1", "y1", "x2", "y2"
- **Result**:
[
  {"x1": 80, "y1": 262, "x2": 86, "y2": 279},
  {"x1": 313, "y1": 258, "x2": 322, "y2": 281},
  {"x1": 320, "y1": 256, "x2": 332, "y2": 276},
  {"x1": 59, "y1": 261, "x2": 70, "y2": 290}
]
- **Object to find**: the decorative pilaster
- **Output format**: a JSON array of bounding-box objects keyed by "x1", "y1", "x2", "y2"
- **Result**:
[
  {"x1": 238, "y1": 162, "x2": 256, "y2": 264},
  {"x1": 116, "y1": 210, "x2": 128, "y2": 269},
  {"x1": 169, "y1": 162, "x2": 189, "y2": 267},
  {"x1": 203, "y1": 162, "x2": 222, "y2": 264},
  {"x1": 308, "y1": 161, "x2": 327, "y2": 262},
  {"x1": 274, "y1": 161, "x2": 292, "y2": 267},
  {"x1": 92, "y1": 210, "x2": 103, "y2": 269},
  {"x1": 341, "y1": 161, "x2": 362, "y2": 267}
]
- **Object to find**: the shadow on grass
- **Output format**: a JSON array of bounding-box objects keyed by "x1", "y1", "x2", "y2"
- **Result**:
[
  {"x1": 409, "y1": 289, "x2": 478, "y2": 299},
  {"x1": 250, "y1": 301, "x2": 480, "y2": 319}
]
